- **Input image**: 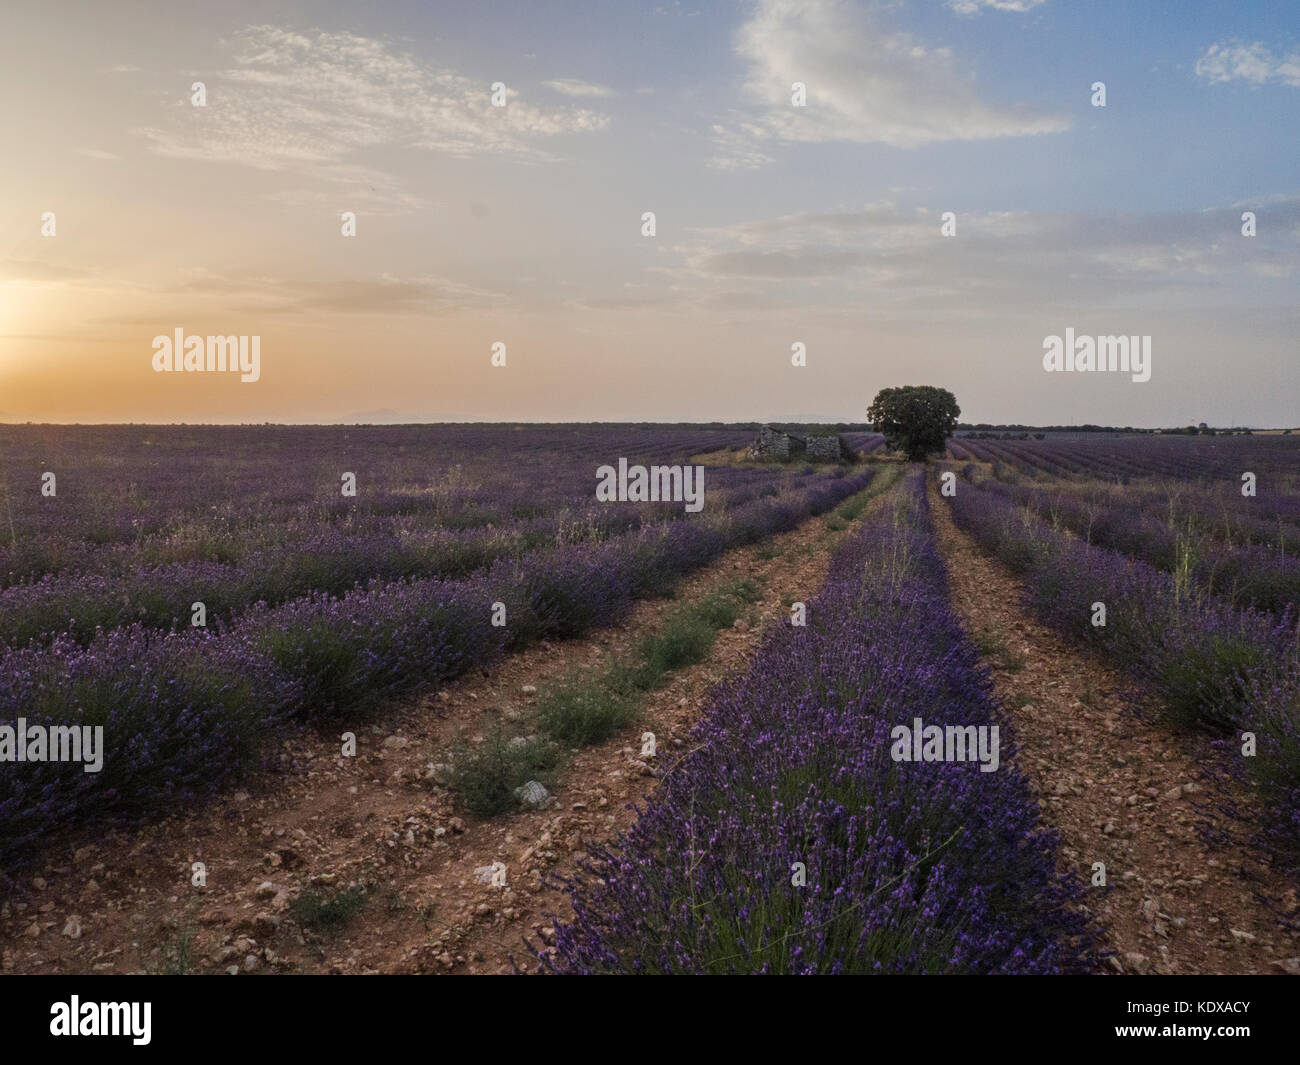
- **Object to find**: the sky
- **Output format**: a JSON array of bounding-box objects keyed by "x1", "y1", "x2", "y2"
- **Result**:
[{"x1": 1, "y1": 0, "x2": 1297, "y2": 426}]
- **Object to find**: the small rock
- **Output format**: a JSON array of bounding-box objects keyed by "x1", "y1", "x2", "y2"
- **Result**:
[
  {"x1": 255, "y1": 881, "x2": 276, "y2": 900},
  {"x1": 61, "y1": 915, "x2": 82, "y2": 939},
  {"x1": 1229, "y1": 928, "x2": 1257, "y2": 944},
  {"x1": 383, "y1": 735, "x2": 408, "y2": 749},
  {"x1": 513, "y1": 780, "x2": 551, "y2": 809},
  {"x1": 243, "y1": 954, "x2": 260, "y2": 972},
  {"x1": 1122, "y1": 952, "x2": 1150, "y2": 974},
  {"x1": 473, "y1": 864, "x2": 501, "y2": 886},
  {"x1": 31, "y1": 877, "x2": 47, "y2": 892},
  {"x1": 1270, "y1": 958, "x2": 1300, "y2": 975},
  {"x1": 522, "y1": 685, "x2": 537, "y2": 695}
]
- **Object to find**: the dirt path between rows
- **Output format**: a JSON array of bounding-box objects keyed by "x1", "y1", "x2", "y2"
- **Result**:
[
  {"x1": 929, "y1": 477, "x2": 1300, "y2": 975},
  {"x1": 1, "y1": 485, "x2": 888, "y2": 976}
]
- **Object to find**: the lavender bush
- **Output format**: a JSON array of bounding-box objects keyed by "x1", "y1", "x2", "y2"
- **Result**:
[
  {"x1": 947, "y1": 479, "x2": 1300, "y2": 868},
  {"x1": 548, "y1": 472, "x2": 1090, "y2": 974}
]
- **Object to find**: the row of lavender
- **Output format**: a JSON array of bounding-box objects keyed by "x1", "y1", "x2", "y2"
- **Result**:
[
  {"x1": 548, "y1": 472, "x2": 1090, "y2": 974},
  {"x1": 0, "y1": 464, "x2": 875, "y2": 870},
  {"x1": 0, "y1": 425, "x2": 762, "y2": 585},
  {"x1": 946, "y1": 478, "x2": 1300, "y2": 869},
  {"x1": 954, "y1": 435, "x2": 1300, "y2": 486},
  {"x1": 0, "y1": 425, "x2": 823, "y2": 647},
  {"x1": 0, "y1": 464, "x2": 818, "y2": 650},
  {"x1": 960, "y1": 471, "x2": 1300, "y2": 616}
]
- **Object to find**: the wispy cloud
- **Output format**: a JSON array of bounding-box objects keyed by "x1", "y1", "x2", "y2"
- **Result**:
[
  {"x1": 709, "y1": 0, "x2": 1067, "y2": 166},
  {"x1": 1196, "y1": 40, "x2": 1300, "y2": 88},
  {"x1": 706, "y1": 117, "x2": 776, "y2": 169},
  {"x1": 171, "y1": 269, "x2": 508, "y2": 315},
  {"x1": 0, "y1": 259, "x2": 92, "y2": 283},
  {"x1": 947, "y1": 0, "x2": 1045, "y2": 15},
  {"x1": 649, "y1": 198, "x2": 1300, "y2": 315},
  {"x1": 133, "y1": 25, "x2": 612, "y2": 196},
  {"x1": 542, "y1": 77, "x2": 616, "y2": 98}
]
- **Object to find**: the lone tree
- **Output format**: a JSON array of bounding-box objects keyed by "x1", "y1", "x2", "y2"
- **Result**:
[{"x1": 867, "y1": 386, "x2": 960, "y2": 461}]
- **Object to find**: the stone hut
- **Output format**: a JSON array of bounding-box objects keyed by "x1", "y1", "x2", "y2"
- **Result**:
[
  {"x1": 753, "y1": 425, "x2": 802, "y2": 459},
  {"x1": 804, "y1": 435, "x2": 844, "y2": 461},
  {"x1": 751, "y1": 425, "x2": 848, "y2": 462}
]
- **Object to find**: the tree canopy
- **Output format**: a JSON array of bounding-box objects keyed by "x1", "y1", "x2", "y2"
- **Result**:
[{"x1": 866, "y1": 386, "x2": 961, "y2": 462}]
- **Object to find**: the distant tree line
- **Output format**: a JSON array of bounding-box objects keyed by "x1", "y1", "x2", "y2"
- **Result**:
[{"x1": 955, "y1": 423, "x2": 1264, "y2": 436}]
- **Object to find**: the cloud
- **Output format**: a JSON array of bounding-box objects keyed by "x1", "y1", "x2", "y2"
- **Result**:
[
  {"x1": 542, "y1": 78, "x2": 616, "y2": 97},
  {"x1": 172, "y1": 270, "x2": 507, "y2": 315},
  {"x1": 948, "y1": 0, "x2": 1045, "y2": 14},
  {"x1": 0, "y1": 260, "x2": 91, "y2": 283},
  {"x1": 653, "y1": 198, "x2": 1300, "y2": 313},
  {"x1": 709, "y1": 0, "x2": 1067, "y2": 165},
  {"x1": 695, "y1": 248, "x2": 873, "y2": 277},
  {"x1": 706, "y1": 119, "x2": 776, "y2": 169},
  {"x1": 134, "y1": 25, "x2": 611, "y2": 187},
  {"x1": 76, "y1": 148, "x2": 121, "y2": 160},
  {"x1": 1195, "y1": 40, "x2": 1300, "y2": 88},
  {"x1": 263, "y1": 163, "x2": 433, "y2": 215}
]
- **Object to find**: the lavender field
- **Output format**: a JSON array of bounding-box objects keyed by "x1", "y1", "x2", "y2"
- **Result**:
[
  {"x1": 0, "y1": 425, "x2": 875, "y2": 864},
  {"x1": 2, "y1": 426, "x2": 1298, "y2": 978}
]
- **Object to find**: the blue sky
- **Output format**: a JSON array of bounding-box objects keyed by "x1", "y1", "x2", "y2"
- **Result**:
[{"x1": 1, "y1": 0, "x2": 1297, "y2": 425}]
